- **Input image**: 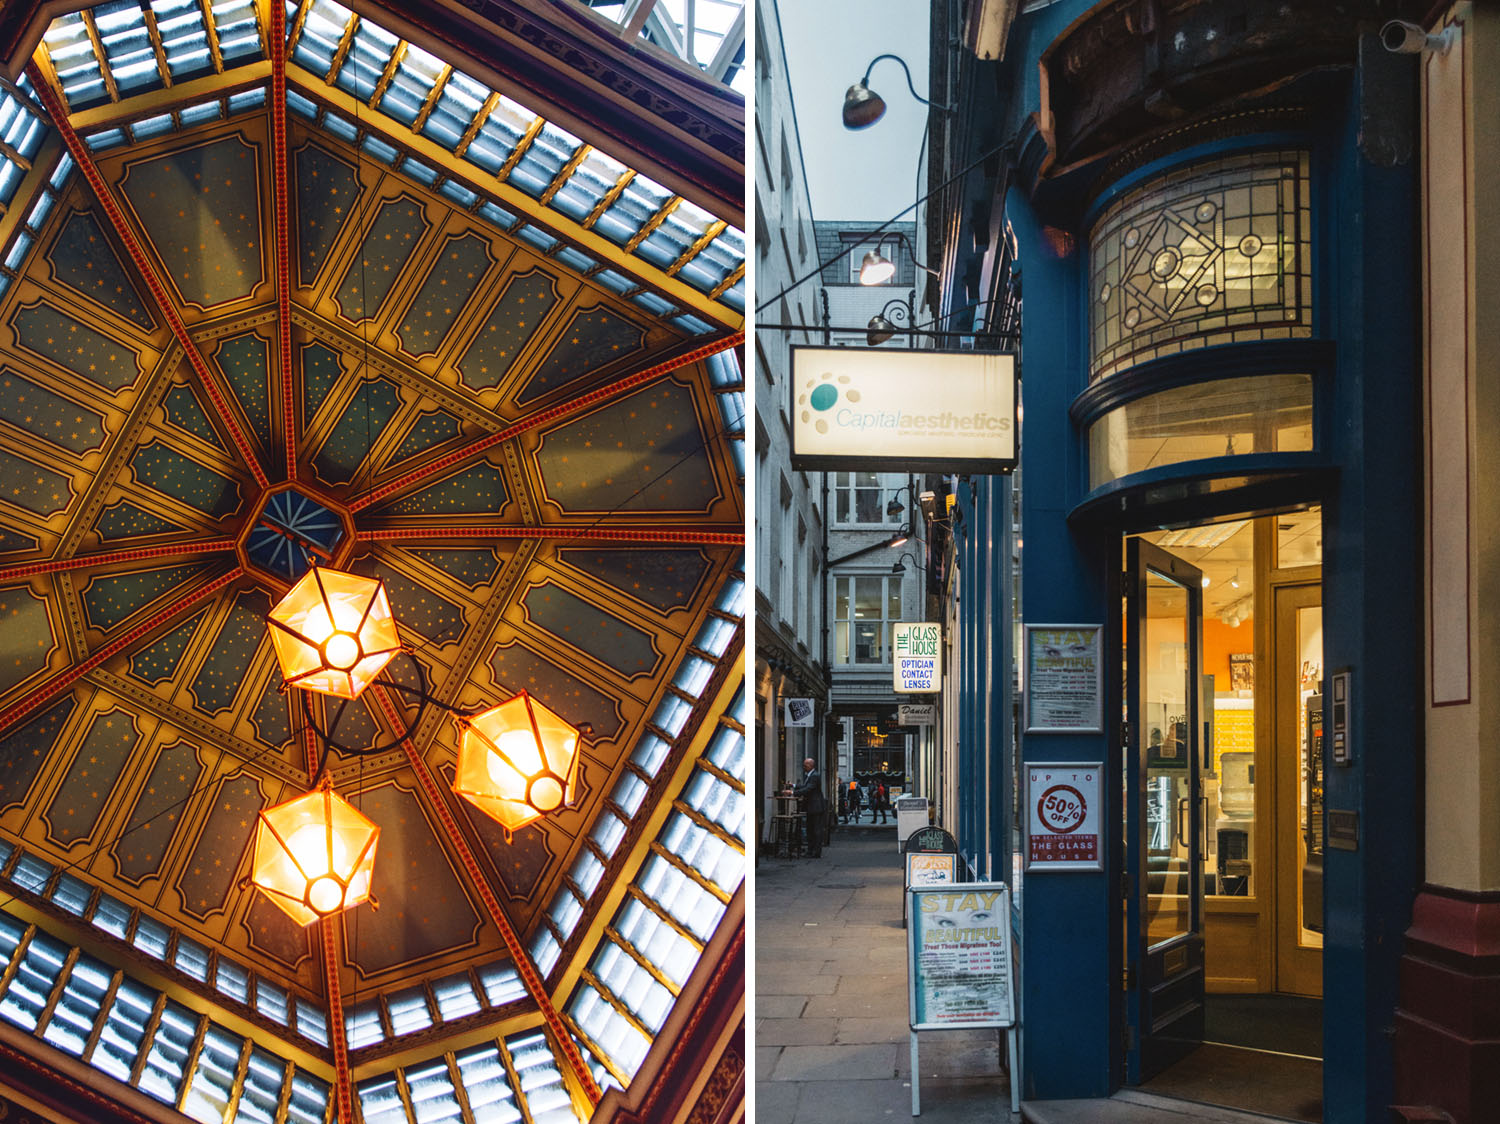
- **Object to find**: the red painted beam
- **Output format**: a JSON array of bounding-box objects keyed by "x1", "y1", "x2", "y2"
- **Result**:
[
  {"x1": 25, "y1": 64, "x2": 271, "y2": 492},
  {"x1": 0, "y1": 567, "x2": 242, "y2": 738},
  {"x1": 370, "y1": 684, "x2": 603, "y2": 1107},
  {"x1": 356, "y1": 527, "x2": 744, "y2": 545},
  {"x1": 348, "y1": 331, "x2": 744, "y2": 514},
  {"x1": 321, "y1": 919, "x2": 355, "y2": 1124},
  {"x1": 0, "y1": 539, "x2": 237, "y2": 583},
  {"x1": 271, "y1": 0, "x2": 298, "y2": 483}
]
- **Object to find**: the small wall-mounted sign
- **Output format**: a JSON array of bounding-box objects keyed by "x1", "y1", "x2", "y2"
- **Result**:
[
  {"x1": 1024, "y1": 625, "x2": 1103, "y2": 733},
  {"x1": 1025, "y1": 763, "x2": 1104, "y2": 871},
  {"x1": 898, "y1": 703, "x2": 936, "y2": 725},
  {"x1": 1327, "y1": 809, "x2": 1359, "y2": 851}
]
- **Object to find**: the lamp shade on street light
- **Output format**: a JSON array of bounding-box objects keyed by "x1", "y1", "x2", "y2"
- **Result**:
[
  {"x1": 859, "y1": 249, "x2": 896, "y2": 285},
  {"x1": 251, "y1": 787, "x2": 380, "y2": 925},
  {"x1": 842, "y1": 78, "x2": 887, "y2": 128},
  {"x1": 267, "y1": 567, "x2": 401, "y2": 699},
  {"x1": 867, "y1": 314, "x2": 896, "y2": 346},
  {"x1": 454, "y1": 692, "x2": 583, "y2": 835}
]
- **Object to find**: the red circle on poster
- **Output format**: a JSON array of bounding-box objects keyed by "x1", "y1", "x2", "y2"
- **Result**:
[{"x1": 1037, "y1": 784, "x2": 1087, "y2": 833}]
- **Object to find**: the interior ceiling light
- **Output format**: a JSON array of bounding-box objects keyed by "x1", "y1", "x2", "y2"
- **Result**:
[
  {"x1": 453, "y1": 692, "x2": 585, "y2": 838},
  {"x1": 250, "y1": 784, "x2": 380, "y2": 926},
  {"x1": 1154, "y1": 519, "x2": 1247, "y2": 551},
  {"x1": 859, "y1": 248, "x2": 896, "y2": 286},
  {"x1": 267, "y1": 565, "x2": 400, "y2": 699}
]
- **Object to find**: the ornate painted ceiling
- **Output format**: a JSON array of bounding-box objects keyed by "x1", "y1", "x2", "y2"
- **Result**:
[{"x1": 0, "y1": 1, "x2": 746, "y2": 1122}]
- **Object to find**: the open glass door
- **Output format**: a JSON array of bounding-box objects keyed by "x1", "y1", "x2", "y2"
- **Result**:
[{"x1": 1125, "y1": 538, "x2": 1205, "y2": 1082}]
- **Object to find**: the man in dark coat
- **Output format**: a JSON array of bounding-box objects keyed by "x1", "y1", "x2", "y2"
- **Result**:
[{"x1": 792, "y1": 757, "x2": 826, "y2": 857}]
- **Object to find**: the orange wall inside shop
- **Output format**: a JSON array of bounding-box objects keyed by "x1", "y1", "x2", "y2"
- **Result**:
[{"x1": 1204, "y1": 616, "x2": 1253, "y2": 689}]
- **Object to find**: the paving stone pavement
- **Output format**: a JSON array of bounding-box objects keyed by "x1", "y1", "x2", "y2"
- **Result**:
[{"x1": 753, "y1": 823, "x2": 1015, "y2": 1122}]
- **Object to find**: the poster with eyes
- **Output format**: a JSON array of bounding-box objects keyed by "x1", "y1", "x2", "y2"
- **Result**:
[{"x1": 907, "y1": 883, "x2": 1015, "y2": 1029}]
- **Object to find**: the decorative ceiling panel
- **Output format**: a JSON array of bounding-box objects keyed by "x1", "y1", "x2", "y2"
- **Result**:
[{"x1": 0, "y1": 1, "x2": 744, "y2": 1118}]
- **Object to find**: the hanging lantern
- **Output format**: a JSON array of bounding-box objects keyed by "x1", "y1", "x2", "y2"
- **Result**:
[
  {"x1": 453, "y1": 692, "x2": 582, "y2": 835},
  {"x1": 251, "y1": 787, "x2": 380, "y2": 926},
  {"x1": 267, "y1": 566, "x2": 400, "y2": 698}
]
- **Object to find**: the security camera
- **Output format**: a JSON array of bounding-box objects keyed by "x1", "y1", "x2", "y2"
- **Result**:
[{"x1": 1380, "y1": 19, "x2": 1453, "y2": 55}]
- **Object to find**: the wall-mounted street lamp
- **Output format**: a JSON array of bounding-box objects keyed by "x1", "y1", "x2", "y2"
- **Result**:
[
  {"x1": 842, "y1": 53, "x2": 954, "y2": 130},
  {"x1": 868, "y1": 294, "x2": 916, "y2": 347}
]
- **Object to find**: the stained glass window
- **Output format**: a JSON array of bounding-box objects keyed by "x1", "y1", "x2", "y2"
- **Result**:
[{"x1": 1089, "y1": 151, "x2": 1313, "y2": 380}]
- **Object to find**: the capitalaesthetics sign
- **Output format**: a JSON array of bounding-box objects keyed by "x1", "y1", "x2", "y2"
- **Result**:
[{"x1": 789, "y1": 346, "x2": 1017, "y2": 473}]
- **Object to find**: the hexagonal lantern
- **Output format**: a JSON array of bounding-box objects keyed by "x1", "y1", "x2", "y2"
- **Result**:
[
  {"x1": 251, "y1": 787, "x2": 379, "y2": 926},
  {"x1": 266, "y1": 566, "x2": 400, "y2": 699},
  {"x1": 453, "y1": 692, "x2": 582, "y2": 835}
]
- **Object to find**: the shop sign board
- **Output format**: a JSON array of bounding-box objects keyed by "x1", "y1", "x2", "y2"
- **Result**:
[
  {"x1": 782, "y1": 697, "x2": 815, "y2": 727},
  {"x1": 907, "y1": 883, "x2": 1015, "y2": 1029},
  {"x1": 906, "y1": 852, "x2": 957, "y2": 887},
  {"x1": 1023, "y1": 624, "x2": 1103, "y2": 733},
  {"x1": 893, "y1": 622, "x2": 941, "y2": 693},
  {"x1": 789, "y1": 346, "x2": 1016, "y2": 474},
  {"x1": 898, "y1": 703, "x2": 935, "y2": 725},
  {"x1": 894, "y1": 797, "x2": 930, "y2": 843},
  {"x1": 1025, "y1": 762, "x2": 1104, "y2": 871}
]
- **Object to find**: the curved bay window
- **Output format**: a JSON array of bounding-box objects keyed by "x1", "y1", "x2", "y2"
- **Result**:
[
  {"x1": 1086, "y1": 372, "x2": 1314, "y2": 491},
  {"x1": 1089, "y1": 151, "x2": 1312, "y2": 381}
]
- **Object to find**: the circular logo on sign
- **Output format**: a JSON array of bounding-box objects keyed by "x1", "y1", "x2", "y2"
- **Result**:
[{"x1": 1037, "y1": 784, "x2": 1087, "y2": 834}]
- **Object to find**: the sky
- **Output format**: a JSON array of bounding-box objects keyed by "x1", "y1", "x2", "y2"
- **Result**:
[{"x1": 777, "y1": 0, "x2": 932, "y2": 223}]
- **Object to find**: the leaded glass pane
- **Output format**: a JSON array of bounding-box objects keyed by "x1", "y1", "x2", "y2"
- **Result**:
[{"x1": 1089, "y1": 151, "x2": 1313, "y2": 380}]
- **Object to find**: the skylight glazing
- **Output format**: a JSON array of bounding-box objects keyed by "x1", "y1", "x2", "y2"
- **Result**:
[
  {"x1": 0, "y1": 909, "x2": 332, "y2": 1122},
  {"x1": 565, "y1": 679, "x2": 745, "y2": 1084}
]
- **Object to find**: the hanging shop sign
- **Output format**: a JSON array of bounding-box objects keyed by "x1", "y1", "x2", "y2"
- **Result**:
[
  {"x1": 1025, "y1": 763, "x2": 1104, "y2": 872},
  {"x1": 789, "y1": 346, "x2": 1016, "y2": 473},
  {"x1": 893, "y1": 622, "x2": 942, "y2": 693},
  {"x1": 898, "y1": 703, "x2": 935, "y2": 725},
  {"x1": 783, "y1": 697, "x2": 816, "y2": 727},
  {"x1": 1023, "y1": 624, "x2": 1103, "y2": 733}
]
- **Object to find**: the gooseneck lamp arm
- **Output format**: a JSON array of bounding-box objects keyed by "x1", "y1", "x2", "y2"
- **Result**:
[{"x1": 861, "y1": 54, "x2": 947, "y2": 110}]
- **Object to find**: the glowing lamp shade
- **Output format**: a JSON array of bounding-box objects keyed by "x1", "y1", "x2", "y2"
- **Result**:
[
  {"x1": 859, "y1": 249, "x2": 896, "y2": 286},
  {"x1": 267, "y1": 567, "x2": 400, "y2": 698},
  {"x1": 251, "y1": 788, "x2": 379, "y2": 926},
  {"x1": 454, "y1": 692, "x2": 582, "y2": 835}
]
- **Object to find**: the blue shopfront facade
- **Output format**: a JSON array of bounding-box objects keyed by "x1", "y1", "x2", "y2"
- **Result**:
[{"x1": 928, "y1": 3, "x2": 1428, "y2": 1119}]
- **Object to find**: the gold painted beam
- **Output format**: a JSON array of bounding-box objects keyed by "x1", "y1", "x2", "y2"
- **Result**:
[
  {"x1": 345, "y1": 1009, "x2": 545, "y2": 1082},
  {"x1": 199, "y1": 0, "x2": 225, "y2": 72},
  {"x1": 79, "y1": 12, "x2": 119, "y2": 103},
  {"x1": 63, "y1": 61, "x2": 271, "y2": 133}
]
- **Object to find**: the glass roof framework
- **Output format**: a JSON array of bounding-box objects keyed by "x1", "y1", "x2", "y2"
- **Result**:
[
  {"x1": 33, "y1": 0, "x2": 746, "y2": 326},
  {"x1": 567, "y1": 0, "x2": 748, "y2": 95}
]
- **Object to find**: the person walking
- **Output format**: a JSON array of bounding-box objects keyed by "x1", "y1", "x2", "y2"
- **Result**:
[
  {"x1": 847, "y1": 780, "x2": 863, "y2": 824},
  {"x1": 793, "y1": 757, "x2": 827, "y2": 857},
  {"x1": 873, "y1": 779, "x2": 889, "y2": 824}
]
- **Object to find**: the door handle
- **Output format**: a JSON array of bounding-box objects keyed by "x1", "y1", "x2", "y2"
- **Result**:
[
  {"x1": 1176, "y1": 797, "x2": 1189, "y2": 848},
  {"x1": 1200, "y1": 794, "x2": 1209, "y2": 852}
]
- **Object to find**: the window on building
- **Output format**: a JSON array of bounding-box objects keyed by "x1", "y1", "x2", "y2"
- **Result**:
[
  {"x1": 834, "y1": 575, "x2": 902, "y2": 664},
  {"x1": 832, "y1": 472, "x2": 904, "y2": 526}
]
